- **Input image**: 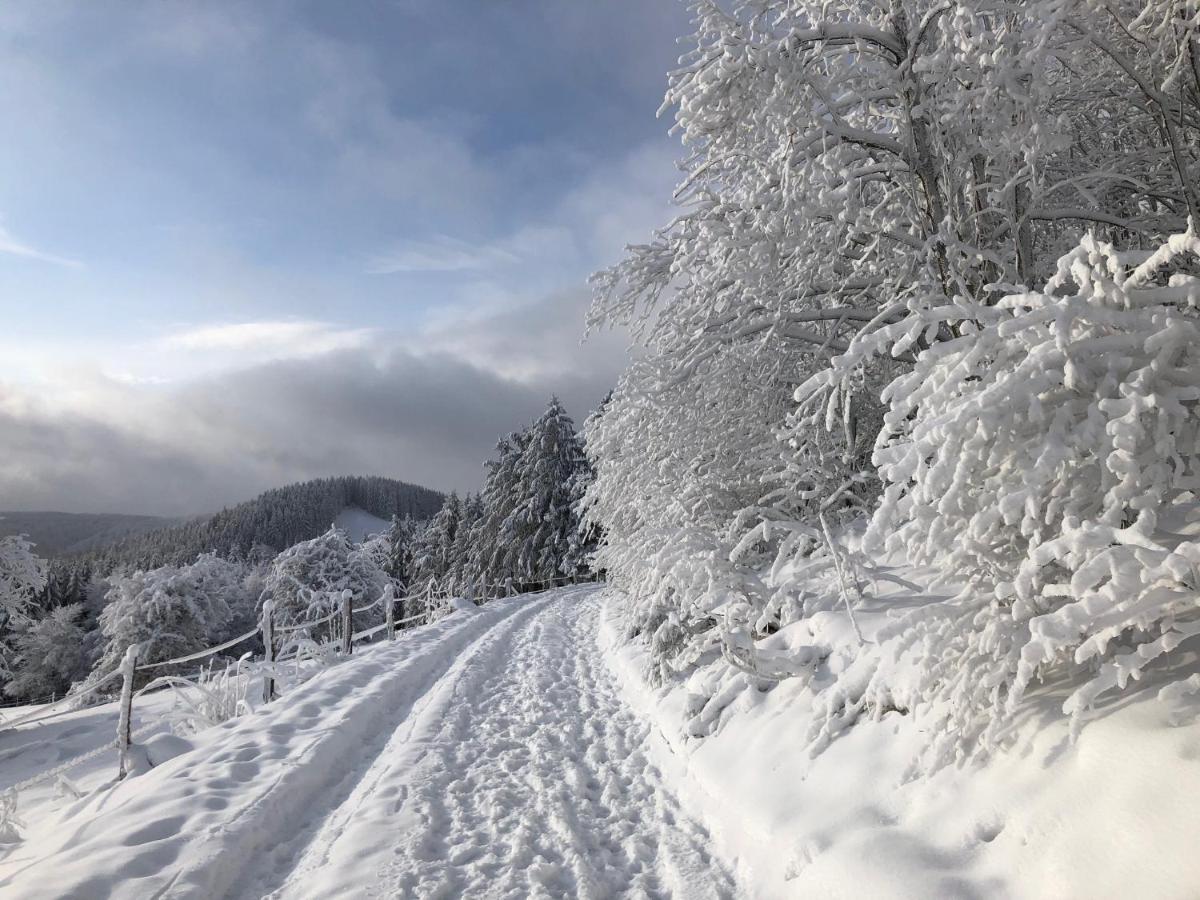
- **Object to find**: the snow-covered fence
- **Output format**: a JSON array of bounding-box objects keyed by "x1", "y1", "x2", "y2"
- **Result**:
[{"x1": 107, "y1": 579, "x2": 550, "y2": 777}]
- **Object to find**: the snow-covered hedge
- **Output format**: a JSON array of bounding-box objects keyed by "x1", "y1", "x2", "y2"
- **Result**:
[{"x1": 798, "y1": 231, "x2": 1200, "y2": 759}]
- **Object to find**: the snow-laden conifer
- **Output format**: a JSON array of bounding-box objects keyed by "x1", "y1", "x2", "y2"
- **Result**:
[
  {"x1": 501, "y1": 398, "x2": 586, "y2": 587},
  {"x1": 408, "y1": 493, "x2": 462, "y2": 595}
]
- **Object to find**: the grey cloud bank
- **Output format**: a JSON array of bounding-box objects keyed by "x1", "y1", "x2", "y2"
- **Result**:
[{"x1": 0, "y1": 287, "x2": 627, "y2": 516}]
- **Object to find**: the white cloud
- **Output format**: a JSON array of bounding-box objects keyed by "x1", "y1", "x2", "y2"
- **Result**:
[
  {"x1": 159, "y1": 320, "x2": 374, "y2": 356},
  {"x1": 0, "y1": 222, "x2": 81, "y2": 269},
  {"x1": 366, "y1": 235, "x2": 518, "y2": 275}
]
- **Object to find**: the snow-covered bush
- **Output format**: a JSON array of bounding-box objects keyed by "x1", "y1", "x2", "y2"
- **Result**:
[
  {"x1": 161, "y1": 656, "x2": 254, "y2": 735},
  {"x1": 5, "y1": 604, "x2": 87, "y2": 701},
  {"x1": 90, "y1": 553, "x2": 235, "y2": 687},
  {"x1": 799, "y1": 231, "x2": 1200, "y2": 759}
]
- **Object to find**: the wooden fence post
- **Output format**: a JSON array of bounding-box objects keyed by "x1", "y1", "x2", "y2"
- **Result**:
[
  {"x1": 341, "y1": 590, "x2": 353, "y2": 655},
  {"x1": 116, "y1": 643, "x2": 139, "y2": 780},
  {"x1": 261, "y1": 599, "x2": 275, "y2": 704},
  {"x1": 384, "y1": 584, "x2": 396, "y2": 640}
]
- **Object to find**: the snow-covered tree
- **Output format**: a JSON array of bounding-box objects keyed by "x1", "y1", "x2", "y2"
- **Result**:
[
  {"x1": 465, "y1": 434, "x2": 530, "y2": 591},
  {"x1": 502, "y1": 398, "x2": 589, "y2": 586},
  {"x1": 90, "y1": 553, "x2": 236, "y2": 686},
  {"x1": 0, "y1": 535, "x2": 47, "y2": 633},
  {"x1": 5, "y1": 604, "x2": 86, "y2": 701},
  {"x1": 358, "y1": 530, "x2": 393, "y2": 576},
  {"x1": 260, "y1": 525, "x2": 389, "y2": 637},
  {"x1": 0, "y1": 535, "x2": 49, "y2": 688},
  {"x1": 583, "y1": 0, "x2": 1200, "y2": 753},
  {"x1": 447, "y1": 493, "x2": 485, "y2": 597},
  {"x1": 384, "y1": 515, "x2": 420, "y2": 588},
  {"x1": 582, "y1": 351, "x2": 796, "y2": 679},
  {"x1": 409, "y1": 493, "x2": 462, "y2": 594},
  {"x1": 562, "y1": 401, "x2": 602, "y2": 582}
]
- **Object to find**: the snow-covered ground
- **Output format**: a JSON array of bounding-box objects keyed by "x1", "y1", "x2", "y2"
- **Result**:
[
  {"x1": 2, "y1": 579, "x2": 1197, "y2": 898},
  {"x1": 332, "y1": 506, "x2": 391, "y2": 543},
  {"x1": 0, "y1": 585, "x2": 742, "y2": 899},
  {"x1": 600, "y1": 562, "x2": 1200, "y2": 900}
]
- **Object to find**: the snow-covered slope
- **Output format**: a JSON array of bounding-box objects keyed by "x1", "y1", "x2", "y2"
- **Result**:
[
  {"x1": 332, "y1": 506, "x2": 390, "y2": 543},
  {"x1": 4, "y1": 580, "x2": 1196, "y2": 898},
  {"x1": 0, "y1": 511, "x2": 177, "y2": 557},
  {"x1": 600, "y1": 568, "x2": 1200, "y2": 900}
]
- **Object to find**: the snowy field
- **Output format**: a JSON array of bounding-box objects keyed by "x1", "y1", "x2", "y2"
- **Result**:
[
  {"x1": 331, "y1": 506, "x2": 391, "y2": 543},
  {"x1": 2, "y1": 580, "x2": 1198, "y2": 898}
]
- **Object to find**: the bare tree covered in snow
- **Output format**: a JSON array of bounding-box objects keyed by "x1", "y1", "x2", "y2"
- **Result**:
[
  {"x1": 585, "y1": 0, "x2": 1200, "y2": 760},
  {"x1": 0, "y1": 535, "x2": 49, "y2": 688},
  {"x1": 5, "y1": 604, "x2": 87, "y2": 700},
  {"x1": 0, "y1": 536, "x2": 47, "y2": 633}
]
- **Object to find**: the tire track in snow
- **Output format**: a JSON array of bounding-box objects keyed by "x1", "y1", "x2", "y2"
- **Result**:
[
  {"x1": 268, "y1": 586, "x2": 744, "y2": 900},
  {"x1": 241, "y1": 589, "x2": 564, "y2": 898},
  {"x1": 0, "y1": 592, "x2": 550, "y2": 900}
]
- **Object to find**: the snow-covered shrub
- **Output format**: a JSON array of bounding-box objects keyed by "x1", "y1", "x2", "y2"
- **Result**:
[
  {"x1": 90, "y1": 553, "x2": 235, "y2": 687},
  {"x1": 800, "y1": 231, "x2": 1200, "y2": 759},
  {"x1": 0, "y1": 789, "x2": 23, "y2": 844},
  {"x1": 5, "y1": 604, "x2": 87, "y2": 701},
  {"x1": 161, "y1": 656, "x2": 254, "y2": 735}
]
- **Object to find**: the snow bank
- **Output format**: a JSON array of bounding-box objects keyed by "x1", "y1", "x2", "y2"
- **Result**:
[{"x1": 599, "y1": 581, "x2": 1200, "y2": 899}]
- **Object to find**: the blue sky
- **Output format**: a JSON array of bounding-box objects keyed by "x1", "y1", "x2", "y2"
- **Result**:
[{"x1": 0, "y1": 1, "x2": 690, "y2": 514}]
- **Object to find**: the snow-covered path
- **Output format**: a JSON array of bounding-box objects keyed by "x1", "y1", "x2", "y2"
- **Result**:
[
  {"x1": 1, "y1": 586, "x2": 743, "y2": 899},
  {"x1": 261, "y1": 585, "x2": 739, "y2": 899}
]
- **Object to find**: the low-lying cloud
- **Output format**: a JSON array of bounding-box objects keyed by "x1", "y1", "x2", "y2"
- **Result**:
[{"x1": 0, "y1": 290, "x2": 628, "y2": 517}]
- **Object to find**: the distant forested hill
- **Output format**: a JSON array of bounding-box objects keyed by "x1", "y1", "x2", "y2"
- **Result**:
[
  {"x1": 76, "y1": 476, "x2": 443, "y2": 572},
  {"x1": 0, "y1": 511, "x2": 178, "y2": 557}
]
